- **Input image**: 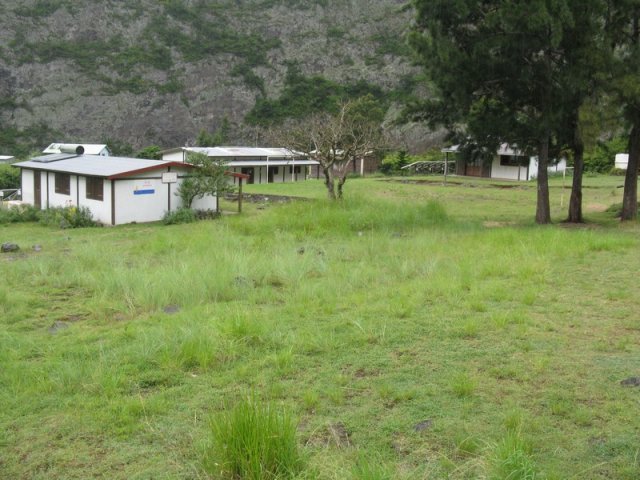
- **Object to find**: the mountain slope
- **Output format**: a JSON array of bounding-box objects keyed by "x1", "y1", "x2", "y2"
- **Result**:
[{"x1": 0, "y1": 0, "x2": 435, "y2": 155}]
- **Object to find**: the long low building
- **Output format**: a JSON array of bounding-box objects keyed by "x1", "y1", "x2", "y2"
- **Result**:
[
  {"x1": 442, "y1": 144, "x2": 567, "y2": 181},
  {"x1": 161, "y1": 146, "x2": 320, "y2": 185},
  {"x1": 13, "y1": 153, "x2": 217, "y2": 225}
]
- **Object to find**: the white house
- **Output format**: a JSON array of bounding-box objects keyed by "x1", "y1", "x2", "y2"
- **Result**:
[
  {"x1": 43, "y1": 143, "x2": 111, "y2": 156},
  {"x1": 13, "y1": 153, "x2": 217, "y2": 225},
  {"x1": 615, "y1": 153, "x2": 628, "y2": 170},
  {"x1": 0, "y1": 155, "x2": 15, "y2": 164},
  {"x1": 442, "y1": 144, "x2": 567, "y2": 181},
  {"x1": 161, "y1": 146, "x2": 319, "y2": 185}
]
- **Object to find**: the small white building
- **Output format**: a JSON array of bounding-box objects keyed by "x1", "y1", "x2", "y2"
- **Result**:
[
  {"x1": 161, "y1": 146, "x2": 319, "y2": 185},
  {"x1": 0, "y1": 155, "x2": 15, "y2": 164},
  {"x1": 442, "y1": 144, "x2": 567, "y2": 181},
  {"x1": 43, "y1": 143, "x2": 111, "y2": 156},
  {"x1": 13, "y1": 153, "x2": 216, "y2": 225},
  {"x1": 615, "y1": 153, "x2": 628, "y2": 170}
]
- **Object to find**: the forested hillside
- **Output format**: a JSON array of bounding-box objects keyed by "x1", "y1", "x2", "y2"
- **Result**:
[{"x1": 0, "y1": 0, "x2": 434, "y2": 156}]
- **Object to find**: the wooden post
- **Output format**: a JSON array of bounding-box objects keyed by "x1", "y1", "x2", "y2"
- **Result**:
[
  {"x1": 238, "y1": 179, "x2": 243, "y2": 213},
  {"x1": 444, "y1": 153, "x2": 448, "y2": 185}
]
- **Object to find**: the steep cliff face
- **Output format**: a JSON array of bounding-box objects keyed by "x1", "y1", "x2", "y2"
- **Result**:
[{"x1": 0, "y1": 0, "x2": 436, "y2": 154}]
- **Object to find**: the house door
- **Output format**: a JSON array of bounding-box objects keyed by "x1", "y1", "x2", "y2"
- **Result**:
[
  {"x1": 241, "y1": 167, "x2": 254, "y2": 184},
  {"x1": 466, "y1": 165, "x2": 483, "y2": 177},
  {"x1": 268, "y1": 166, "x2": 278, "y2": 183},
  {"x1": 34, "y1": 172, "x2": 41, "y2": 208}
]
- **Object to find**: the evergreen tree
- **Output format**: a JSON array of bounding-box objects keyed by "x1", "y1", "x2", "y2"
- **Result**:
[
  {"x1": 609, "y1": 0, "x2": 640, "y2": 221},
  {"x1": 410, "y1": 0, "x2": 606, "y2": 224}
]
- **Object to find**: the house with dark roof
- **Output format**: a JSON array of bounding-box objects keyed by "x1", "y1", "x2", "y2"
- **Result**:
[{"x1": 13, "y1": 154, "x2": 216, "y2": 225}]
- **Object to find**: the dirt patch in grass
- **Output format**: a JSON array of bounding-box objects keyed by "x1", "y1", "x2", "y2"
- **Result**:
[
  {"x1": 225, "y1": 193, "x2": 308, "y2": 203},
  {"x1": 382, "y1": 178, "x2": 530, "y2": 190},
  {"x1": 306, "y1": 422, "x2": 352, "y2": 448},
  {"x1": 483, "y1": 221, "x2": 516, "y2": 228},
  {"x1": 586, "y1": 203, "x2": 608, "y2": 213}
]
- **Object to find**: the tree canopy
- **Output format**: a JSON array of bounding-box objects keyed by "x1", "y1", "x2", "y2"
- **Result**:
[
  {"x1": 177, "y1": 152, "x2": 231, "y2": 208},
  {"x1": 273, "y1": 96, "x2": 385, "y2": 200},
  {"x1": 410, "y1": 0, "x2": 609, "y2": 223}
]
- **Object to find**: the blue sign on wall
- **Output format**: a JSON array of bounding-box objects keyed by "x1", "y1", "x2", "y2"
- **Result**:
[{"x1": 134, "y1": 189, "x2": 155, "y2": 195}]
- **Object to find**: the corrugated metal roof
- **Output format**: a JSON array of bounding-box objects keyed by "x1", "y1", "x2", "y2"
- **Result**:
[
  {"x1": 30, "y1": 153, "x2": 79, "y2": 163},
  {"x1": 13, "y1": 155, "x2": 185, "y2": 178},
  {"x1": 170, "y1": 146, "x2": 307, "y2": 158},
  {"x1": 228, "y1": 160, "x2": 319, "y2": 167},
  {"x1": 441, "y1": 143, "x2": 527, "y2": 156},
  {"x1": 43, "y1": 143, "x2": 109, "y2": 155}
]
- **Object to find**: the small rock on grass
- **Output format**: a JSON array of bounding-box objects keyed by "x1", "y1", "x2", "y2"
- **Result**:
[
  {"x1": 1, "y1": 243, "x2": 19, "y2": 253},
  {"x1": 33, "y1": 244, "x2": 42, "y2": 252},
  {"x1": 48, "y1": 321, "x2": 69, "y2": 334},
  {"x1": 163, "y1": 304, "x2": 180, "y2": 314},
  {"x1": 328, "y1": 422, "x2": 351, "y2": 448},
  {"x1": 414, "y1": 419, "x2": 433, "y2": 432},
  {"x1": 620, "y1": 377, "x2": 640, "y2": 387}
]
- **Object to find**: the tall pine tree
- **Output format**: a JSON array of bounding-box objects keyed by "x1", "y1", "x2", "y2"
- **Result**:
[
  {"x1": 410, "y1": 0, "x2": 605, "y2": 224},
  {"x1": 609, "y1": 0, "x2": 640, "y2": 221}
]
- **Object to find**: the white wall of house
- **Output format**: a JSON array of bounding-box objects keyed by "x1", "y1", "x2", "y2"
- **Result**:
[
  {"x1": 615, "y1": 153, "x2": 628, "y2": 170},
  {"x1": 490, "y1": 156, "x2": 567, "y2": 181},
  {"x1": 21, "y1": 169, "x2": 35, "y2": 205},
  {"x1": 19, "y1": 167, "x2": 217, "y2": 225},
  {"x1": 112, "y1": 170, "x2": 216, "y2": 224},
  {"x1": 490, "y1": 157, "x2": 532, "y2": 181},
  {"x1": 46, "y1": 172, "x2": 78, "y2": 208},
  {"x1": 162, "y1": 151, "x2": 187, "y2": 162},
  {"x1": 79, "y1": 178, "x2": 112, "y2": 224},
  {"x1": 114, "y1": 177, "x2": 169, "y2": 224},
  {"x1": 529, "y1": 157, "x2": 568, "y2": 180},
  {"x1": 191, "y1": 195, "x2": 217, "y2": 210},
  {"x1": 227, "y1": 165, "x2": 306, "y2": 185}
]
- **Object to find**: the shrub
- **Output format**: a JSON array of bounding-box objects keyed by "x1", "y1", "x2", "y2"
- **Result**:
[
  {"x1": 39, "y1": 206, "x2": 97, "y2": 228},
  {"x1": 204, "y1": 396, "x2": 302, "y2": 480},
  {"x1": 609, "y1": 167, "x2": 627, "y2": 176},
  {"x1": 605, "y1": 202, "x2": 640, "y2": 218},
  {"x1": 194, "y1": 209, "x2": 220, "y2": 220},
  {"x1": 0, "y1": 164, "x2": 20, "y2": 189},
  {"x1": 0, "y1": 204, "x2": 40, "y2": 224},
  {"x1": 380, "y1": 151, "x2": 410, "y2": 175},
  {"x1": 584, "y1": 136, "x2": 627, "y2": 173},
  {"x1": 162, "y1": 208, "x2": 197, "y2": 225}
]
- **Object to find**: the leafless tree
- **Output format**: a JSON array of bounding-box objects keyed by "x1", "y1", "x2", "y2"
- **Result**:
[{"x1": 273, "y1": 97, "x2": 385, "y2": 200}]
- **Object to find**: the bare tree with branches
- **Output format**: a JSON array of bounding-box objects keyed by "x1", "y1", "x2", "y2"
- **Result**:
[{"x1": 273, "y1": 97, "x2": 385, "y2": 200}]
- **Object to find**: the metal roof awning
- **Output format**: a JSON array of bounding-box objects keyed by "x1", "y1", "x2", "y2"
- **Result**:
[{"x1": 227, "y1": 160, "x2": 320, "y2": 167}]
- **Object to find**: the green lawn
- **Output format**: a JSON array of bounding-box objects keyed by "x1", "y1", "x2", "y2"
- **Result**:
[{"x1": 1, "y1": 175, "x2": 639, "y2": 479}]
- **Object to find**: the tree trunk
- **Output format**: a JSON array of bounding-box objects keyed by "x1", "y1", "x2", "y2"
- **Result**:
[
  {"x1": 621, "y1": 120, "x2": 640, "y2": 221},
  {"x1": 322, "y1": 164, "x2": 337, "y2": 200},
  {"x1": 536, "y1": 135, "x2": 552, "y2": 224},
  {"x1": 337, "y1": 174, "x2": 347, "y2": 199},
  {"x1": 567, "y1": 113, "x2": 584, "y2": 223}
]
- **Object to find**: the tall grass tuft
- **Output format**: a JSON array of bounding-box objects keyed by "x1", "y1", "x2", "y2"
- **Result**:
[
  {"x1": 488, "y1": 431, "x2": 538, "y2": 480},
  {"x1": 232, "y1": 195, "x2": 449, "y2": 238},
  {"x1": 204, "y1": 396, "x2": 302, "y2": 479},
  {"x1": 352, "y1": 454, "x2": 393, "y2": 480}
]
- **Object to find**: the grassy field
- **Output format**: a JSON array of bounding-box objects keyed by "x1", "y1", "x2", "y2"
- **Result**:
[{"x1": 1, "y1": 174, "x2": 639, "y2": 479}]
